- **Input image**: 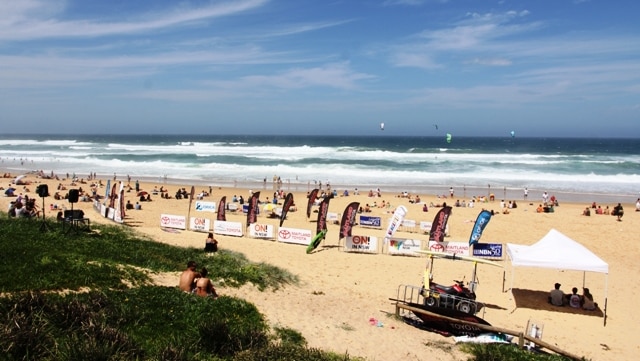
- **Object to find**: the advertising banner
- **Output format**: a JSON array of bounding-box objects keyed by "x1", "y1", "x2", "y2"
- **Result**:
[
  {"x1": 472, "y1": 243, "x2": 503, "y2": 259},
  {"x1": 195, "y1": 201, "x2": 217, "y2": 213},
  {"x1": 278, "y1": 227, "x2": 313, "y2": 246},
  {"x1": 427, "y1": 241, "x2": 470, "y2": 256},
  {"x1": 214, "y1": 220, "x2": 243, "y2": 236},
  {"x1": 189, "y1": 217, "x2": 211, "y2": 232},
  {"x1": 160, "y1": 214, "x2": 186, "y2": 230},
  {"x1": 388, "y1": 238, "x2": 422, "y2": 256},
  {"x1": 344, "y1": 235, "x2": 378, "y2": 253},
  {"x1": 249, "y1": 223, "x2": 275, "y2": 239},
  {"x1": 359, "y1": 215, "x2": 382, "y2": 228}
]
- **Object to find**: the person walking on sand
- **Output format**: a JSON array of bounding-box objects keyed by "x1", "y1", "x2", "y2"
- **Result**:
[{"x1": 613, "y1": 203, "x2": 624, "y2": 221}]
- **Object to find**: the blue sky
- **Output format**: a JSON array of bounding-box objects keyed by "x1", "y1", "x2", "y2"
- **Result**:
[{"x1": 1, "y1": 0, "x2": 639, "y2": 137}]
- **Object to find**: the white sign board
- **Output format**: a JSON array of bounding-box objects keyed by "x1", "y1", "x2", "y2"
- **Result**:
[
  {"x1": 277, "y1": 227, "x2": 313, "y2": 245},
  {"x1": 387, "y1": 238, "x2": 422, "y2": 256},
  {"x1": 345, "y1": 235, "x2": 378, "y2": 253},
  {"x1": 427, "y1": 241, "x2": 470, "y2": 256},
  {"x1": 249, "y1": 223, "x2": 275, "y2": 239},
  {"x1": 195, "y1": 201, "x2": 217, "y2": 212},
  {"x1": 160, "y1": 214, "x2": 186, "y2": 230},
  {"x1": 189, "y1": 217, "x2": 211, "y2": 232},
  {"x1": 214, "y1": 220, "x2": 243, "y2": 236}
]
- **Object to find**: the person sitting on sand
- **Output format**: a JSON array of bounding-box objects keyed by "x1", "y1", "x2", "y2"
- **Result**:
[
  {"x1": 582, "y1": 288, "x2": 597, "y2": 311},
  {"x1": 548, "y1": 283, "x2": 565, "y2": 306},
  {"x1": 537, "y1": 204, "x2": 544, "y2": 213},
  {"x1": 604, "y1": 205, "x2": 610, "y2": 215},
  {"x1": 636, "y1": 198, "x2": 640, "y2": 211},
  {"x1": 194, "y1": 267, "x2": 218, "y2": 298},
  {"x1": 204, "y1": 232, "x2": 218, "y2": 253},
  {"x1": 582, "y1": 207, "x2": 591, "y2": 216},
  {"x1": 568, "y1": 287, "x2": 582, "y2": 308},
  {"x1": 179, "y1": 261, "x2": 200, "y2": 293}
]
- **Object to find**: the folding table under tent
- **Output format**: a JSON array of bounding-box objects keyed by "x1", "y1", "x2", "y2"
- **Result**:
[{"x1": 506, "y1": 229, "x2": 609, "y2": 325}]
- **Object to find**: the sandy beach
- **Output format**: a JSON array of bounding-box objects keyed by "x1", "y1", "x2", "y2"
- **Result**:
[{"x1": 2, "y1": 173, "x2": 639, "y2": 361}]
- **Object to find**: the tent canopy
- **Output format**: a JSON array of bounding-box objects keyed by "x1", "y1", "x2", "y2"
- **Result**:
[{"x1": 506, "y1": 229, "x2": 608, "y2": 274}]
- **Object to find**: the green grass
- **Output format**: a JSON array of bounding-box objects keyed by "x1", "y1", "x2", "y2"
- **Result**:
[{"x1": 0, "y1": 215, "x2": 297, "y2": 293}]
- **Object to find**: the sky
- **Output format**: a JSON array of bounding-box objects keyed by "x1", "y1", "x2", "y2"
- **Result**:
[{"x1": 1, "y1": 0, "x2": 639, "y2": 137}]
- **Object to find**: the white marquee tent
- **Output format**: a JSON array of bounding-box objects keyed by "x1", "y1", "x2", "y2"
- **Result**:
[{"x1": 506, "y1": 229, "x2": 609, "y2": 323}]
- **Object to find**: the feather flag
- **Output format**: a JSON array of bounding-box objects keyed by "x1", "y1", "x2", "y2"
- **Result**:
[
  {"x1": 469, "y1": 210, "x2": 492, "y2": 246},
  {"x1": 429, "y1": 206, "x2": 452, "y2": 242},
  {"x1": 339, "y1": 202, "x2": 360, "y2": 240},
  {"x1": 279, "y1": 192, "x2": 294, "y2": 227},
  {"x1": 246, "y1": 191, "x2": 260, "y2": 227},
  {"x1": 384, "y1": 205, "x2": 407, "y2": 244},
  {"x1": 118, "y1": 182, "x2": 125, "y2": 220},
  {"x1": 217, "y1": 196, "x2": 227, "y2": 221},
  {"x1": 316, "y1": 195, "x2": 331, "y2": 234},
  {"x1": 306, "y1": 188, "x2": 319, "y2": 219},
  {"x1": 108, "y1": 183, "x2": 118, "y2": 208},
  {"x1": 187, "y1": 185, "x2": 195, "y2": 221}
]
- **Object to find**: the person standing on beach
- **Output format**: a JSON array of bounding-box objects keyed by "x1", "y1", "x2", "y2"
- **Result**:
[
  {"x1": 524, "y1": 187, "x2": 528, "y2": 200},
  {"x1": 449, "y1": 187, "x2": 454, "y2": 198}
]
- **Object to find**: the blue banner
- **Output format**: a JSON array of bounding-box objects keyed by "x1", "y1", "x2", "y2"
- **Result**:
[
  {"x1": 472, "y1": 243, "x2": 503, "y2": 258},
  {"x1": 469, "y1": 210, "x2": 492, "y2": 245},
  {"x1": 359, "y1": 215, "x2": 381, "y2": 228}
]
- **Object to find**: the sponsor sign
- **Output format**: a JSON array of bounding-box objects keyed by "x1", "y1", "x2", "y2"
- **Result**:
[
  {"x1": 160, "y1": 214, "x2": 186, "y2": 230},
  {"x1": 189, "y1": 217, "x2": 211, "y2": 232},
  {"x1": 327, "y1": 212, "x2": 339, "y2": 223},
  {"x1": 428, "y1": 241, "x2": 470, "y2": 256},
  {"x1": 195, "y1": 201, "x2": 216, "y2": 212},
  {"x1": 214, "y1": 220, "x2": 243, "y2": 236},
  {"x1": 388, "y1": 238, "x2": 422, "y2": 256},
  {"x1": 249, "y1": 223, "x2": 275, "y2": 239},
  {"x1": 420, "y1": 221, "x2": 449, "y2": 235},
  {"x1": 472, "y1": 243, "x2": 503, "y2": 259},
  {"x1": 345, "y1": 235, "x2": 378, "y2": 253},
  {"x1": 401, "y1": 219, "x2": 416, "y2": 228},
  {"x1": 359, "y1": 215, "x2": 382, "y2": 228},
  {"x1": 277, "y1": 227, "x2": 313, "y2": 246}
]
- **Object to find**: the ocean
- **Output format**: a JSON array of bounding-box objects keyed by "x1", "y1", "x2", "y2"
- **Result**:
[{"x1": 1, "y1": 134, "x2": 638, "y2": 204}]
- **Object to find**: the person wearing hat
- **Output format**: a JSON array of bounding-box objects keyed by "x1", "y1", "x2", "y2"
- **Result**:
[{"x1": 548, "y1": 282, "x2": 565, "y2": 306}]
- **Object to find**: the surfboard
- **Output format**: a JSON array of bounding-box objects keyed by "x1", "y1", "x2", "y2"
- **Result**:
[
  {"x1": 414, "y1": 250, "x2": 502, "y2": 267},
  {"x1": 306, "y1": 229, "x2": 327, "y2": 254}
]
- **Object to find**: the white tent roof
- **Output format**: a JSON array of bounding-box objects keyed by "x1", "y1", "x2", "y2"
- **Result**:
[{"x1": 506, "y1": 229, "x2": 608, "y2": 274}]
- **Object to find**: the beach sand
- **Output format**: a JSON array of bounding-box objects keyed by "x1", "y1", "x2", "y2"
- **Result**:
[{"x1": 2, "y1": 174, "x2": 639, "y2": 361}]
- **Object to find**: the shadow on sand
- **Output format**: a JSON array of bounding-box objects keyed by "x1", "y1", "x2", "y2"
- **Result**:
[{"x1": 511, "y1": 288, "x2": 603, "y2": 317}]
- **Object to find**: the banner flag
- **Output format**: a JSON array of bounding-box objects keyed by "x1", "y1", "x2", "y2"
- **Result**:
[
  {"x1": 187, "y1": 185, "x2": 195, "y2": 221},
  {"x1": 429, "y1": 206, "x2": 452, "y2": 242},
  {"x1": 119, "y1": 182, "x2": 125, "y2": 219},
  {"x1": 108, "y1": 183, "x2": 118, "y2": 208},
  {"x1": 316, "y1": 196, "x2": 331, "y2": 235},
  {"x1": 104, "y1": 179, "x2": 111, "y2": 205},
  {"x1": 469, "y1": 210, "x2": 492, "y2": 245},
  {"x1": 339, "y1": 202, "x2": 360, "y2": 240},
  {"x1": 280, "y1": 192, "x2": 294, "y2": 227},
  {"x1": 384, "y1": 205, "x2": 408, "y2": 244},
  {"x1": 246, "y1": 191, "x2": 260, "y2": 227},
  {"x1": 306, "y1": 188, "x2": 319, "y2": 219},
  {"x1": 217, "y1": 196, "x2": 227, "y2": 221}
]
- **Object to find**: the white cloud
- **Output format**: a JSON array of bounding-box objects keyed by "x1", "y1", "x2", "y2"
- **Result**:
[{"x1": 0, "y1": 0, "x2": 270, "y2": 41}]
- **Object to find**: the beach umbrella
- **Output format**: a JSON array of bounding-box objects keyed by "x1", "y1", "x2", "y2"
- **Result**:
[
  {"x1": 137, "y1": 191, "x2": 148, "y2": 197},
  {"x1": 14, "y1": 175, "x2": 26, "y2": 184}
]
